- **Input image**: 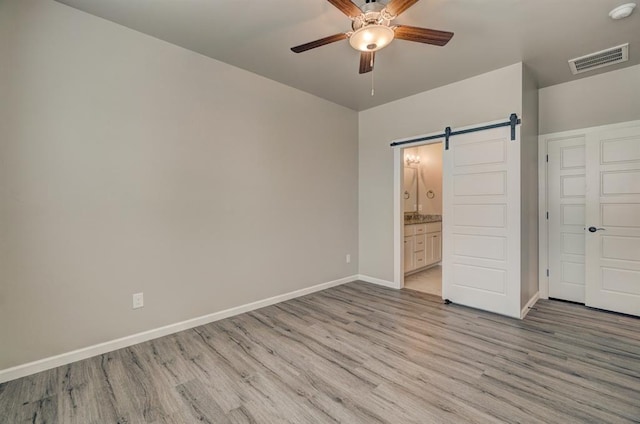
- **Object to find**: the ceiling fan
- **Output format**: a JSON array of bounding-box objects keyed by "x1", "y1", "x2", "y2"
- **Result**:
[{"x1": 291, "y1": 0, "x2": 454, "y2": 74}]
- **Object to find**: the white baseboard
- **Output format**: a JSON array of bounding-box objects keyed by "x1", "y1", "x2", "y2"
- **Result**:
[
  {"x1": 357, "y1": 274, "x2": 399, "y2": 289},
  {"x1": 0, "y1": 274, "x2": 358, "y2": 384},
  {"x1": 521, "y1": 292, "x2": 540, "y2": 319}
]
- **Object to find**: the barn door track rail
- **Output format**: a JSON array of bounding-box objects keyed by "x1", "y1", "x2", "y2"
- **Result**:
[{"x1": 389, "y1": 113, "x2": 521, "y2": 149}]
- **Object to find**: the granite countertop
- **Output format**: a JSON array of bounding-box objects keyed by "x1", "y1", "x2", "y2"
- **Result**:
[{"x1": 404, "y1": 214, "x2": 442, "y2": 225}]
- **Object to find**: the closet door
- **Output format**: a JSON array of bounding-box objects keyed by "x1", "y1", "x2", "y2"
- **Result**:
[
  {"x1": 443, "y1": 125, "x2": 521, "y2": 318},
  {"x1": 585, "y1": 126, "x2": 640, "y2": 316},
  {"x1": 547, "y1": 135, "x2": 586, "y2": 303}
]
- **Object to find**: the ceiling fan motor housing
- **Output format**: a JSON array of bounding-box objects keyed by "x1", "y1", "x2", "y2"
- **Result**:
[
  {"x1": 352, "y1": 10, "x2": 392, "y2": 30},
  {"x1": 359, "y1": 0, "x2": 386, "y2": 13}
]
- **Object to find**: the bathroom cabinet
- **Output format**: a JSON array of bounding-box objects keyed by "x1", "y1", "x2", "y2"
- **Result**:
[{"x1": 404, "y1": 222, "x2": 442, "y2": 274}]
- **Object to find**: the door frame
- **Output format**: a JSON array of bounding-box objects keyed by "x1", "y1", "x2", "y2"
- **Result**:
[
  {"x1": 537, "y1": 119, "x2": 640, "y2": 300},
  {"x1": 393, "y1": 138, "x2": 445, "y2": 289}
]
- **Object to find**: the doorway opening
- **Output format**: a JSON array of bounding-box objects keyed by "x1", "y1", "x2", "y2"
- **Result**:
[{"x1": 401, "y1": 142, "x2": 443, "y2": 297}]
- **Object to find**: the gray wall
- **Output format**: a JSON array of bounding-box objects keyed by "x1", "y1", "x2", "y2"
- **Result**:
[
  {"x1": 520, "y1": 65, "x2": 539, "y2": 308},
  {"x1": 358, "y1": 63, "x2": 523, "y2": 282},
  {"x1": 539, "y1": 64, "x2": 640, "y2": 134},
  {"x1": 0, "y1": 0, "x2": 358, "y2": 370}
]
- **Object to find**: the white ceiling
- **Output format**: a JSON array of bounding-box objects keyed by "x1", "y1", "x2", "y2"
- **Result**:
[{"x1": 55, "y1": 0, "x2": 640, "y2": 111}]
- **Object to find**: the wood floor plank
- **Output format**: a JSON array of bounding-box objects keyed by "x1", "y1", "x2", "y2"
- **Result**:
[
  {"x1": 56, "y1": 358, "x2": 126, "y2": 424},
  {"x1": 15, "y1": 395, "x2": 58, "y2": 424},
  {"x1": 175, "y1": 379, "x2": 231, "y2": 424},
  {"x1": 1, "y1": 281, "x2": 639, "y2": 423}
]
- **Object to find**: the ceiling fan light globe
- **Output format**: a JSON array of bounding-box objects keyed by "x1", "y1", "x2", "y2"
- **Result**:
[{"x1": 349, "y1": 25, "x2": 394, "y2": 52}]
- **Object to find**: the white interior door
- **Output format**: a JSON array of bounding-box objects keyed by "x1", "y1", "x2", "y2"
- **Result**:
[
  {"x1": 547, "y1": 136, "x2": 586, "y2": 302},
  {"x1": 585, "y1": 126, "x2": 640, "y2": 316},
  {"x1": 443, "y1": 125, "x2": 520, "y2": 318}
]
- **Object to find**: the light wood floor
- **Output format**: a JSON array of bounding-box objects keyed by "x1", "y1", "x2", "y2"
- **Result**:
[
  {"x1": 1, "y1": 281, "x2": 639, "y2": 423},
  {"x1": 404, "y1": 265, "x2": 442, "y2": 296}
]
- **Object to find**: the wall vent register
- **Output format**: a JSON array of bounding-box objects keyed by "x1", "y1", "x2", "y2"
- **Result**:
[{"x1": 568, "y1": 43, "x2": 629, "y2": 75}]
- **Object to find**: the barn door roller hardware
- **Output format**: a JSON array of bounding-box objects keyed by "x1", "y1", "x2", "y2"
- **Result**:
[{"x1": 390, "y1": 113, "x2": 521, "y2": 149}]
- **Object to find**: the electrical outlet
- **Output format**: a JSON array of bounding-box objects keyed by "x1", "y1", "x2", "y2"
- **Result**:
[
  {"x1": 132, "y1": 292, "x2": 144, "y2": 309},
  {"x1": 346, "y1": 254, "x2": 351, "y2": 264}
]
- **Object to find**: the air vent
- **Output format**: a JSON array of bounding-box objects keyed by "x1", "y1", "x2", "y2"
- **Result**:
[{"x1": 568, "y1": 43, "x2": 629, "y2": 75}]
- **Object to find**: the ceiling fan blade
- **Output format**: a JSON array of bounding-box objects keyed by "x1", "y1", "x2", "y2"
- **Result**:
[
  {"x1": 327, "y1": 0, "x2": 362, "y2": 18},
  {"x1": 291, "y1": 33, "x2": 348, "y2": 53},
  {"x1": 359, "y1": 51, "x2": 375, "y2": 74},
  {"x1": 385, "y1": 0, "x2": 419, "y2": 17},
  {"x1": 394, "y1": 25, "x2": 454, "y2": 46}
]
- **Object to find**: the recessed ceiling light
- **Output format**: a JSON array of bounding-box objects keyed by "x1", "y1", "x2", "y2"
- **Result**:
[{"x1": 609, "y1": 3, "x2": 636, "y2": 20}]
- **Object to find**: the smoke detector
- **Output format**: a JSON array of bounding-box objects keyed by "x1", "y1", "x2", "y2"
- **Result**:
[
  {"x1": 609, "y1": 3, "x2": 636, "y2": 20},
  {"x1": 568, "y1": 44, "x2": 629, "y2": 75}
]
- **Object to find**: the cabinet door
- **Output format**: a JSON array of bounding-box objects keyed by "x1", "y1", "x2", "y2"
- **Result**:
[
  {"x1": 404, "y1": 236, "x2": 415, "y2": 272},
  {"x1": 423, "y1": 233, "x2": 432, "y2": 265},
  {"x1": 432, "y1": 232, "x2": 442, "y2": 263},
  {"x1": 425, "y1": 233, "x2": 436, "y2": 265}
]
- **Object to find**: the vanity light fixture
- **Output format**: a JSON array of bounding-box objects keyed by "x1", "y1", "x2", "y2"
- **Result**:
[{"x1": 405, "y1": 154, "x2": 420, "y2": 165}]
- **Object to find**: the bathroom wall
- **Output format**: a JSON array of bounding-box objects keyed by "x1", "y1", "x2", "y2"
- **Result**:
[
  {"x1": 416, "y1": 143, "x2": 443, "y2": 216},
  {"x1": 402, "y1": 144, "x2": 443, "y2": 216},
  {"x1": 402, "y1": 147, "x2": 419, "y2": 214}
]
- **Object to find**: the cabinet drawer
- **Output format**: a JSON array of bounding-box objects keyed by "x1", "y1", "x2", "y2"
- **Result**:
[
  {"x1": 414, "y1": 251, "x2": 426, "y2": 268},
  {"x1": 414, "y1": 234, "x2": 426, "y2": 252},
  {"x1": 404, "y1": 224, "x2": 416, "y2": 237},
  {"x1": 426, "y1": 222, "x2": 442, "y2": 233},
  {"x1": 414, "y1": 224, "x2": 427, "y2": 235},
  {"x1": 404, "y1": 224, "x2": 415, "y2": 236}
]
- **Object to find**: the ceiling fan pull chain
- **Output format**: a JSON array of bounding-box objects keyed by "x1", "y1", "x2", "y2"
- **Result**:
[{"x1": 371, "y1": 67, "x2": 375, "y2": 96}]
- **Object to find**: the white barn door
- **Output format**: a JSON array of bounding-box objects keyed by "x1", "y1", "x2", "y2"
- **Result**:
[
  {"x1": 443, "y1": 125, "x2": 520, "y2": 318},
  {"x1": 585, "y1": 126, "x2": 640, "y2": 316}
]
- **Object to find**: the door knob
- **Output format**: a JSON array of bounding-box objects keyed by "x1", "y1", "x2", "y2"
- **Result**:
[{"x1": 588, "y1": 226, "x2": 606, "y2": 232}]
